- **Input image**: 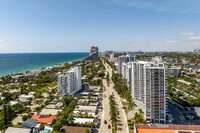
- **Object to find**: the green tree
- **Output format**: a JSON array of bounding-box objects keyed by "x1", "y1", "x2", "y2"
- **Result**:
[
  {"x1": 67, "y1": 113, "x2": 74, "y2": 124},
  {"x1": 39, "y1": 124, "x2": 45, "y2": 130},
  {"x1": 109, "y1": 95, "x2": 117, "y2": 132},
  {"x1": 85, "y1": 128, "x2": 90, "y2": 133},
  {"x1": 22, "y1": 115, "x2": 28, "y2": 121},
  {"x1": 106, "y1": 72, "x2": 110, "y2": 86},
  {"x1": 88, "y1": 92, "x2": 93, "y2": 100},
  {"x1": 99, "y1": 72, "x2": 105, "y2": 78},
  {"x1": 53, "y1": 121, "x2": 62, "y2": 131}
]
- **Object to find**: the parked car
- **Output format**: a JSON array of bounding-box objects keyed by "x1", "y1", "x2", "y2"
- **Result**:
[
  {"x1": 91, "y1": 128, "x2": 98, "y2": 133},
  {"x1": 108, "y1": 124, "x2": 111, "y2": 129}
]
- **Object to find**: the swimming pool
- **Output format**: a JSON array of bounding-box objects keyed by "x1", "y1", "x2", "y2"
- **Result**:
[{"x1": 42, "y1": 129, "x2": 49, "y2": 133}]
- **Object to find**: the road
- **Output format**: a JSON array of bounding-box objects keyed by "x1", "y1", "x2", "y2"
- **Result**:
[
  {"x1": 99, "y1": 68, "x2": 112, "y2": 133},
  {"x1": 99, "y1": 61, "x2": 128, "y2": 133}
]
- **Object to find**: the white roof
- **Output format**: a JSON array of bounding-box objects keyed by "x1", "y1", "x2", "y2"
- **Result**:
[
  {"x1": 19, "y1": 94, "x2": 32, "y2": 98},
  {"x1": 9, "y1": 89, "x2": 20, "y2": 93},
  {"x1": 28, "y1": 92, "x2": 35, "y2": 96},
  {"x1": 10, "y1": 101, "x2": 19, "y2": 106},
  {"x1": 40, "y1": 109, "x2": 62, "y2": 115},
  {"x1": 74, "y1": 118, "x2": 94, "y2": 124},
  {"x1": 78, "y1": 105, "x2": 97, "y2": 111},
  {"x1": 177, "y1": 79, "x2": 191, "y2": 85},
  {"x1": 5, "y1": 127, "x2": 31, "y2": 133}
]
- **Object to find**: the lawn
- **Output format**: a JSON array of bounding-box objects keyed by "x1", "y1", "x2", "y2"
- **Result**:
[
  {"x1": 48, "y1": 83, "x2": 57, "y2": 87},
  {"x1": 39, "y1": 87, "x2": 48, "y2": 93}
]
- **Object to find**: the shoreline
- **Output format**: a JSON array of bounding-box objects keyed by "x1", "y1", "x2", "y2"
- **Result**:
[{"x1": 0, "y1": 55, "x2": 87, "y2": 78}]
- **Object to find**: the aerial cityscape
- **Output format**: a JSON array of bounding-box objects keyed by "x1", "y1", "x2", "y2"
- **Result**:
[{"x1": 0, "y1": 0, "x2": 200, "y2": 133}]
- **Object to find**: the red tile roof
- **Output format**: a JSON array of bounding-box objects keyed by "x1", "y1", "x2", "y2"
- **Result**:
[{"x1": 32, "y1": 115, "x2": 56, "y2": 124}]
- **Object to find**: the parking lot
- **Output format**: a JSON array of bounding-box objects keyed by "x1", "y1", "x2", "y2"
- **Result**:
[{"x1": 167, "y1": 99, "x2": 200, "y2": 125}]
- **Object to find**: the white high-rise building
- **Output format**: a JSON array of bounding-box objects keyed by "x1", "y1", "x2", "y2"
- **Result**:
[
  {"x1": 58, "y1": 66, "x2": 82, "y2": 97},
  {"x1": 110, "y1": 52, "x2": 114, "y2": 60},
  {"x1": 129, "y1": 57, "x2": 167, "y2": 123},
  {"x1": 121, "y1": 62, "x2": 133, "y2": 88},
  {"x1": 118, "y1": 54, "x2": 136, "y2": 74},
  {"x1": 121, "y1": 62, "x2": 127, "y2": 78}
]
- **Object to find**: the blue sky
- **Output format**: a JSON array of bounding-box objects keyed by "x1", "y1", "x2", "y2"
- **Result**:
[{"x1": 0, "y1": 0, "x2": 200, "y2": 52}]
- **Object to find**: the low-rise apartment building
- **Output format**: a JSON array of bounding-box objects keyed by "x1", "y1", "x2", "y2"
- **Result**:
[{"x1": 74, "y1": 105, "x2": 97, "y2": 117}]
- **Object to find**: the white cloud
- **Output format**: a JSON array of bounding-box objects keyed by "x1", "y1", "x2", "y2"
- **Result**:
[
  {"x1": 166, "y1": 39, "x2": 180, "y2": 43},
  {"x1": 0, "y1": 40, "x2": 24, "y2": 53},
  {"x1": 107, "y1": 0, "x2": 200, "y2": 14},
  {"x1": 179, "y1": 32, "x2": 195, "y2": 36},
  {"x1": 113, "y1": 35, "x2": 200, "y2": 51},
  {"x1": 0, "y1": 41, "x2": 13, "y2": 50},
  {"x1": 19, "y1": 46, "x2": 24, "y2": 49},
  {"x1": 188, "y1": 36, "x2": 200, "y2": 40},
  {"x1": 150, "y1": 36, "x2": 200, "y2": 51}
]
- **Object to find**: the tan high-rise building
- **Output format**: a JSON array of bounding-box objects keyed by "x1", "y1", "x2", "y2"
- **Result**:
[{"x1": 90, "y1": 46, "x2": 98, "y2": 55}]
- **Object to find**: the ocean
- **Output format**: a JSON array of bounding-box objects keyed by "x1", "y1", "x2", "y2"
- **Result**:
[{"x1": 0, "y1": 52, "x2": 89, "y2": 77}]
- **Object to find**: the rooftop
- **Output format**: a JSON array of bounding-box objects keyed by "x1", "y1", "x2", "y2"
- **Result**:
[
  {"x1": 61, "y1": 126, "x2": 91, "y2": 133},
  {"x1": 32, "y1": 115, "x2": 56, "y2": 124},
  {"x1": 78, "y1": 105, "x2": 97, "y2": 111},
  {"x1": 5, "y1": 127, "x2": 31, "y2": 133},
  {"x1": 21, "y1": 118, "x2": 38, "y2": 128},
  {"x1": 135, "y1": 124, "x2": 200, "y2": 133},
  {"x1": 40, "y1": 108, "x2": 62, "y2": 115},
  {"x1": 74, "y1": 117, "x2": 94, "y2": 124}
]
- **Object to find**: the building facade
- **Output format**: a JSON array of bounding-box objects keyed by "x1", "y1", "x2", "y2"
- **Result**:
[
  {"x1": 58, "y1": 66, "x2": 82, "y2": 96},
  {"x1": 103, "y1": 50, "x2": 114, "y2": 60},
  {"x1": 118, "y1": 54, "x2": 136, "y2": 74},
  {"x1": 167, "y1": 67, "x2": 182, "y2": 78},
  {"x1": 130, "y1": 57, "x2": 167, "y2": 123},
  {"x1": 90, "y1": 46, "x2": 99, "y2": 56}
]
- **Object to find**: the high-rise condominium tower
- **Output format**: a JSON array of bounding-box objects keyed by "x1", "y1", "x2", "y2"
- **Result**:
[
  {"x1": 58, "y1": 66, "x2": 82, "y2": 97},
  {"x1": 118, "y1": 54, "x2": 136, "y2": 74},
  {"x1": 130, "y1": 57, "x2": 167, "y2": 123}
]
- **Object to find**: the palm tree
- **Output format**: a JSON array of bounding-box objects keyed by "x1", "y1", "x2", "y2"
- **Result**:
[{"x1": 67, "y1": 113, "x2": 74, "y2": 125}]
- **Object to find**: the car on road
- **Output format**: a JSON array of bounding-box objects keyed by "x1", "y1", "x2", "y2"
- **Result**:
[
  {"x1": 104, "y1": 120, "x2": 107, "y2": 124},
  {"x1": 108, "y1": 124, "x2": 111, "y2": 129}
]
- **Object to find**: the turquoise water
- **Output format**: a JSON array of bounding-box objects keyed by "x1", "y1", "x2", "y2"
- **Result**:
[
  {"x1": 42, "y1": 129, "x2": 49, "y2": 133},
  {"x1": 0, "y1": 52, "x2": 88, "y2": 77}
]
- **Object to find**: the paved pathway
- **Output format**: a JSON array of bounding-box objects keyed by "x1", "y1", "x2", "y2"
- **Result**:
[{"x1": 127, "y1": 100, "x2": 144, "y2": 120}]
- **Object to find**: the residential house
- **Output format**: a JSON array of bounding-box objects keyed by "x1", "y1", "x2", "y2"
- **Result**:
[
  {"x1": 40, "y1": 108, "x2": 62, "y2": 116},
  {"x1": 21, "y1": 118, "x2": 38, "y2": 129},
  {"x1": 32, "y1": 115, "x2": 56, "y2": 125},
  {"x1": 60, "y1": 126, "x2": 91, "y2": 133},
  {"x1": 5, "y1": 127, "x2": 32, "y2": 133}
]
